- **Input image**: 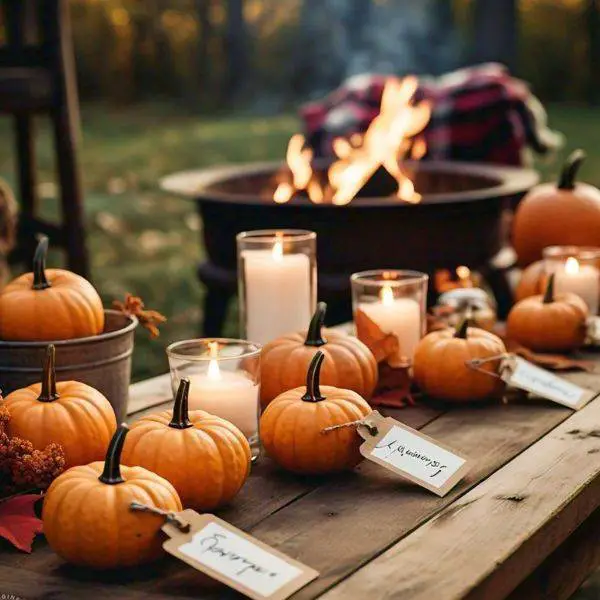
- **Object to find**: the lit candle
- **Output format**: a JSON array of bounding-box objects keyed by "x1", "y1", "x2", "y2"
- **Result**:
[
  {"x1": 358, "y1": 285, "x2": 422, "y2": 365},
  {"x1": 554, "y1": 257, "x2": 599, "y2": 314},
  {"x1": 186, "y1": 342, "x2": 259, "y2": 439},
  {"x1": 242, "y1": 233, "x2": 312, "y2": 344}
]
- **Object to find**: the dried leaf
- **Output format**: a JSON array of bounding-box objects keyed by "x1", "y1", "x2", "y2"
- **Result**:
[
  {"x1": 355, "y1": 308, "x2": 400, "y2": 364},
  {"x1": 506, "y1": 340, "x2": 596, "y2": 372},
  {"x1": 0, "y1": 494, "x2": 43, "y2": 552},
  {"x1": 371, "y1": 364, "x2": 416, "y2": 409},
  {"x1": 113, "y1": 293, "x2": 167, "y2": 338}
]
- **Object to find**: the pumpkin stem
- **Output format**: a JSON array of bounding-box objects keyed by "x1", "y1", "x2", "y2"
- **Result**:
[
  {"x1": 169, "y1": 378, "x2": 193, "y2": 429},
  {"x1": 32, "y1": 236, "x2": 52, "y2": 291},
  {"x1": 543, "y1": 273, "x2": 556, "y2": 304},
  {"x1": 38, "y1": 345, "x2": 59, "y2": 402},
  {"x1": 302, "y1": 351, "x2": 326, "y2": 402},
  {"x1": 454, "y1": 314, "x2": 470, "y2": 339},
  {"x1": 99, "y1": 423, "x2": 129, "y2": 485},
  {"x1": 558, "y1": 149, "x2": 586, "y2": 190},
  {"x1": 305, "y1": 302, "x2": 328, "y2": 347}
]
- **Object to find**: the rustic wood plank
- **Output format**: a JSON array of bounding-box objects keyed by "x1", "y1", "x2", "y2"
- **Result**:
[
  {"x1": 320, "y1": 394, "x2": 600, "y2": 600},
  {"x1": 128, "y1": 373, "x2": 173, "y2": 416}
]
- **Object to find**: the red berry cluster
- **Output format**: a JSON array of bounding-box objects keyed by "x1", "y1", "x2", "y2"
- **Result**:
[{"x1": 0, "y1": 405, "x2": 65, "y2": 495}]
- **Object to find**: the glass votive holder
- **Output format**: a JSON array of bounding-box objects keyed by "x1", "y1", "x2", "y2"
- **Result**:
[
  {"x1": 543, "y1": 246, "x2": 600, "y2": 315},
  {"x1": 237, "y1": 229, "x2": 317, "y2": 345},
  {"x1": 166, "y1": 338, "x2": 262, "y2": 461},
  {"x1": 351, "y1": 270, "x2": 428, "y2": 367}
]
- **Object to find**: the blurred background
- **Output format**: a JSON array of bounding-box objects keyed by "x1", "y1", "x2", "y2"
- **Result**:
[{"x1": 1, "y1": 0, "x2": 600, "y2": 386}]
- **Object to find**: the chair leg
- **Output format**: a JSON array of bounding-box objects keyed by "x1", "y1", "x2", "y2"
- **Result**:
[{"x1": 203, "y1": 288, "x2": 235, "y2": 336}]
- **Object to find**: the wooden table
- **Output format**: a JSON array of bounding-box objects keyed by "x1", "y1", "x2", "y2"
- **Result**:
[{"x1": 2, "y1": 358, "x2": 600, "y2": 600}]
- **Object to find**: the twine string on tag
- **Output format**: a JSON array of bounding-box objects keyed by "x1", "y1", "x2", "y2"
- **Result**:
[
  {"x1": 130, "y1": 501, "x2": 191, "y2": 533},
  {"x1": 465, "y1": 353, "x2": 511, "y2": 380},
  {"x1": 321, "y1": 417, "x2": 379, "y2": 437}
]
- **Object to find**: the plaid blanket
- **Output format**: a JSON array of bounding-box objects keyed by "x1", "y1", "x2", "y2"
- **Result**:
[{"x1": 300, "y1": 63, "x2": 563, "y2": 166}]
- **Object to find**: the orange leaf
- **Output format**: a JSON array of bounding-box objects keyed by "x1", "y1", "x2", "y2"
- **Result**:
[
  {"x1": 371, "y1": 364, "x2": 416, "y2": 408},
  {"x1": 355, "y1": 308, "x2": 400, "y2": 364},
  {"x1": 0, "y1": 494, "x2": 43, "y2": 552}
]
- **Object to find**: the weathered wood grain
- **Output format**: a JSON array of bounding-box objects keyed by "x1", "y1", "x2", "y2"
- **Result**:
[{"x1": 320, "y1": 395, "x2": 600, "y2": 600}]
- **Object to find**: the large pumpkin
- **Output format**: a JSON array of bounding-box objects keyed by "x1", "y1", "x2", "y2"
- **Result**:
[
  {"x1": 260, "y1": 351, "x2": 372, "y2": 474},
  {"x1": 260, "y1": 302, "x2": 377, "y2": 408},
  {"x1": 507, "y1": 274, "x2": 588, "y2": 352},
  {"x1": 413, "y1": 319, "x2": 506, "y2": 402},
  {"x1": 3, "y1": 345, "x2": 116, "y2": 467},
  {"x1": 122, "y1": 378, "x2": 251, "y2": 511},
  {"x1": 43, "y1": 424, "x2": 182, "y2": 569},
  {"x1": 0, "y1": 236, "x2": 104, "y2": 340},
  {"x1": 513, "y1": 150, "x2": 600, "y2": 267}
]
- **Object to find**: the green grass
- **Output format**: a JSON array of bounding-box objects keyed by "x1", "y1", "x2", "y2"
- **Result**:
[{"x1": 0, "y1": 102, "x2": 597, "y2": 380}]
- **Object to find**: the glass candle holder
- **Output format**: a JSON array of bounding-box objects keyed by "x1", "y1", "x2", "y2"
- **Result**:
[
  {"x1": 543, "y1": 246, "x2": 600, "y2": 315},
  {"x1": 436, "y1": 287, "x2": 497, "y2": 332},
  {"x1": 237, "y1": 229, "x2": 317, "y2": 345},
  {"x1": 351, "y1": 270, "x2": 428, "y2": 367},
  {"x1": 166, "y1": 338, "x2": 262, "y2": 460}
]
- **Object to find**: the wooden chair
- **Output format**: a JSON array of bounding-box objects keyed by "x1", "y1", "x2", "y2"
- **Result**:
[{"x1": 0, "y1": 0, "x2": 88, "y2": 276}]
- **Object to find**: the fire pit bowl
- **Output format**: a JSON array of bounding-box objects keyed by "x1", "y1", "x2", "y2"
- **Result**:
[{"x1": 161, "y1": 159, "x2": 538, "y2": 334}]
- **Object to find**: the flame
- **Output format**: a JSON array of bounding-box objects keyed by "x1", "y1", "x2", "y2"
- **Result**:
[
  {"x1": 380, "y1": 285, "x2": 395, "y2": 306},
  {"x1": 207, "y1": 341, "x2": 220, "y2": 380},
  {"x1": 565, "y1": 257, "x2": 580, "y2": 274},
  {"x1": 456, "y1": 266, "x2": 473, "y2": 287},
  {"x1": 272, "y1": 232, "x2": 284, "y2": 261},
  {"x1": 275, "y1": 75, "x2": 430, "y2": 205}
]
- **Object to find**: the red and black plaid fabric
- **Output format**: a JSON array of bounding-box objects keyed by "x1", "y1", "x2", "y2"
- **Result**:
[{"x1": 300, "y1": 63, "x2": 563, "y2": 166}]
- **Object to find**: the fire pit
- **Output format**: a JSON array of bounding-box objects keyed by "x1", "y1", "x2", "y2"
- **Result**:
[{"x1": 161, "y1": 159, "x2": 537, "y2": 334}]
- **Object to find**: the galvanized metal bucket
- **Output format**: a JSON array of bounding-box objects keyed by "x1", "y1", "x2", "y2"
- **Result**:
[{"x1": 0, "y1": 310, "x2": 138, "y2": 422}]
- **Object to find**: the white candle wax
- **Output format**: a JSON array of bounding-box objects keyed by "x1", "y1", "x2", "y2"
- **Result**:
[
  {"x1": 187, "y1": 372, "x2": 259, "y2": 439},
  {"x1": 359, "y1": 296, "x2": 422, "y2": 365},
  {"x1": 243, "y1": 248, "x2": 312, "y2": 345},
  {"x1": 554, "y1": 259, "x2": 599, "y2": 315}
]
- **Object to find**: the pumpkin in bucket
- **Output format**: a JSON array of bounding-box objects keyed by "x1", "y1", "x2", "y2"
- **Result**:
[
  {"x1": 413, "y1": 318, "x2": 506, "y2": 402},
  {"x1": 43, "y1": 424, "x2": 182, "y2": 569},
  {"x1": 3, "y1": 345, "x2": 117, "y2": 467},
  {"x1": 0, "y1": 236, "x2": 104, "y2": 340},
  {"x1": 122, "y1": 378, "x2": 251, "y2": 511},
  {"x1": 260, "y1": 302, "x2": 377, "y2": 408},
  {"x1": 260, "y1": 351, "x2": 372, "y2": 474},
  {"x1": 512, "y1": 150, "x2": 600, "y2": 266}
]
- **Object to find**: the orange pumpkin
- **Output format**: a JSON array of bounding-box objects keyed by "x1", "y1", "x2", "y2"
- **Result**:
[
  {"x1": 43, "y1": 424, "x2": 182, "y2": 569},
  {"x1": 260, "y1": 351, "x2": 372, "y2": 474},
  {"x1": 413, "y1": 319, "x2": 506, "y2": 402},
  {"x1": 0, "y1": 236, "x2": 104, "y2": 340},
  {"x1": 3, "y1": 345, "x2": 116, "y2": 467},
  {"x1": 515, "y1": 260, "x2": 546, "y2": 301},
  {"x1": 122, "y1": 378, "x2": 251, "y2": 511},
  {"x1": 513, "y1": 150, "x2": 600, "y2": 267},
  {"x1": 507, "y1": 274, "x2": 588, "y2": 352},
  {"x1": 260, "y1": 302, "x2": 377, "y2": 408}
]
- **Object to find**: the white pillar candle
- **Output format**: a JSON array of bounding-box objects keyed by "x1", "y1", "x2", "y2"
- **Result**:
[
  {"x1": 359, "y1": 286, "x2": 422, "y2": 365},
  {"x1": 554, "y1": 257, "x2": 600, "y2": 315},
  {"x1": 186, "y1": 348, "x2": 259, "y2": 439},
  {"x1": 242, "y1": 238, "x2": 312, "y2": 345}
]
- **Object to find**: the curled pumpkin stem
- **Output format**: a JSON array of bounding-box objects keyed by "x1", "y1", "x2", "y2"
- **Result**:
[{"x1": 113, "y1": 293, "x2": 167, "y2": 338}]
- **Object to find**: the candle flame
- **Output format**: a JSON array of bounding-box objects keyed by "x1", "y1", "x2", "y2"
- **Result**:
[
  {"x1": 565, "y1": 257, "x2": 580, "y2": 274},
  {"x1": 207, "y1": 341, "x2": 220, "y2": 380},
  {"x1": 272, "y1": 233, "x2": 284, "y2": 261},
  {"x1": 380, "y1": 285, "x2": 395, "y2": 306},
  {"x1": 456, "y1": 265, "x2": 473, "y2": 287}
]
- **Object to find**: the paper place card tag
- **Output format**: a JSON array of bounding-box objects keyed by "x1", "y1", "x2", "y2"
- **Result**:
[
  {"x1": 501, "y1": 356, "x2": 597, "y2": 410},
  {"x1": 358, "y1": 411, "x2": 471, "y2": 496},
  {"x1": 163, "y1": 510, "x2": 319, "y2": 600}
]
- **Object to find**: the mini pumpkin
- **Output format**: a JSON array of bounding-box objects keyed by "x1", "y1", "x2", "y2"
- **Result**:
[
  {"x1": 515, "y1": 260, "x2": 546, "y2": 301},
  {"x1": 507, "y1": 274, "x2": 588, "y2": 352},
  {"x1": 0, "y1": 236, "x2": 104, "y2": 340},
  {"x1": 413, "y1": 318, "x2": 506, "y2": 402},
  {"x1": 122, "y1": 378, "x2": 251, "y2": 511},
  {"x1": 43, "y1": 424, "x2": 182, "y2": 569},
  {"x1": 260, "y1": 302, "x2": 377, "y2": 408},
  {"x1": 260, "y1": 351, "x2": 372, "y2": 474},
  {"x1": 513, "y1": 150, "x2": 600, "y2": 267},
  {"x1": 3, "y1": 345, "x2": 117, "y2": 467}
]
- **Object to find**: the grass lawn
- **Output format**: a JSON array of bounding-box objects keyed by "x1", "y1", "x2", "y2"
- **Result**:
[{"x1": 0, "y1": 102, "x2": 598, "y2": 381}]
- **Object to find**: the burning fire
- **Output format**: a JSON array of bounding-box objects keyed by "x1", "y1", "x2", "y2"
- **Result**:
[
  {"x1": 274, "y1": 76, "x2": 431, "y2": 205},
  {"x1": 565, "y1": 257, "x2": 580, "y2": 274},
  {"x1": 207, "y1": 341, "x2": 220, "y2": 379}
]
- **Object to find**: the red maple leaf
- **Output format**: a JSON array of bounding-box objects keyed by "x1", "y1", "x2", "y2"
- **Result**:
[{"x1": 0, "y1": 494, "x2": 43, "y2": 552}]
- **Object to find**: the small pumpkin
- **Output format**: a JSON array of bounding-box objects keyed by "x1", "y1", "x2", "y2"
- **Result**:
[
  {"x1": 513, "y1": 150, "x2": 600, "y2": 267},
  {"x1": 43, "y1": 424, "x2": 182, "y2": 569},
  {"x1": 3, "y1": 345, "x2": 117, "y2": 467},
  {"x1": 413, "y1": 318, "x2": 506, "y2": 402},
  {"x1": 507, "y1": 274, "x2": 588, "y2": 352},
  {"x1": 0, "y1": 236, "x2": 104, "y2": 340},
  {"x1": 260, "y1": 351, "x2": 372, "y2": 474},
  {"x1": 260, "y1": 302, "x2": 377, "y2": 408},
  {"x1": 515, "y1": 260, "x2": 546, "y2": 301},
  {"x1": 122, "y1": 378, "x2": 251, "y2": 511}
]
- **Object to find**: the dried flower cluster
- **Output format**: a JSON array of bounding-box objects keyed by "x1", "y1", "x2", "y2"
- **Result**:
[
  {"x1": 0, "y1": 405, "x2": 65, "y2": 496},
  {"x1": 113, "y1": 293, "x2": 167, "y2": 338}
]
